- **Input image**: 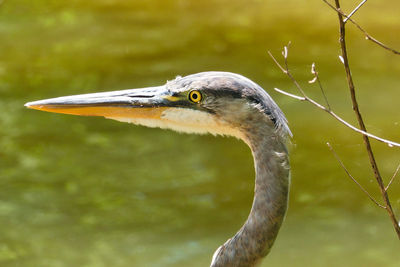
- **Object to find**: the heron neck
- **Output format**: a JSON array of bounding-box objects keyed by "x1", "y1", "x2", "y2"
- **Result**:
[{"x1": 211, "y1": 131, "x2": 290, "y2": 267}]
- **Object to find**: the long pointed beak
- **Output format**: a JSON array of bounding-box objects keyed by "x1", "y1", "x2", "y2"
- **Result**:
[{"x1": 25, "y1": 86, "x2": 172, "y2": 120}]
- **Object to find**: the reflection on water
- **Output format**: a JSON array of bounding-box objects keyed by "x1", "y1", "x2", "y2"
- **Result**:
[{"x1": 1, "y1": 0, "x2": 400, "y2": 266}]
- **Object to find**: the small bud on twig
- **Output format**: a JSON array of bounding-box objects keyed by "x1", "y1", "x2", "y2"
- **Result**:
[
  {"x1": 339, "y1": 55, "x2": 345, "y2": 64},
  {"x1": 309, "y1": 63, "x2": 318, "y2": 83}
]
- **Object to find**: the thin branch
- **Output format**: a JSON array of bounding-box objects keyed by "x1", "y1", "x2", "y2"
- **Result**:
[
  {"x1": 268, "y1": 51, "x2": 400, "y2": 148},
  {"x1": 385, "y1": 164, "x2": 400, "y2": 192},
  {"x1": 269, "y1": 50, "x2": 288, "y2": 74},
  {"x1": 334, "y1": 0, "x2": 400, "y2": 239},
  {"x1": 322, "y1": 0, "x2": 400, "y2": 55},
  {"x1": 309, "y1": 63, "x2": 331, "y2": 110},
  {"x1": 343, "y1": 0, "x2": 368, "y2": 23},
  {"x1": 271, "y1": 44, "x2": 400, "y2": 238},
  {"x1": 273, "y1": 87, "x2": 400, "y2": 148},
  {"x1": 274, "y1": 88, "x2": 305, "y2": 100},
  {"x1": 327, "y1": 142, "x2": 385, "y2": 208},
  {"x1": 270, "y1": 0, "x2": 400, "y2": 243},
  {"x1": 268, "y1": 48, "x2": 311, "y2": 98}
]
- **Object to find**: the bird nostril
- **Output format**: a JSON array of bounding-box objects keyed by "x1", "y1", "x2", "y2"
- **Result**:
[{"x1": 128, "y1": 95, "x2": 155, "y2": 98}]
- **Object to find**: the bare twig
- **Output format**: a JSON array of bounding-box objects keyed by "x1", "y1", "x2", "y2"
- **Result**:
[
  {"x1": 322, "y1": 0, "x2": 400, "y2": 55},
  {"x1": 273, "y1": 87, "x2": 400, "y2": 148},
  {"x1": 268, "y1": 50, "x2": 400, "y2": 148},
  {"x1": 327, "y1": 142, "x2": 385, "y2": 208},
  {"x1": 274, "y1": 88, "x2": 304, "y2": 101},
  {"x1": 309, "y1": 63, "x2": 331, "y2": 110},
  {"x1": 270, "y1": 0, "x2": 400, "y2": 243},
  {"x1": 271, "y1": 45, "x2": 400, "y2": 237},
  {"x1": 385, "y1": 164, "x2": 400, "y2": 192},
  {"x1": 343, "y1": 0, "x2": 368, "y2": 23},
  {"x1": 334, "y1": 0, "x2": 400, "y2": 239}
]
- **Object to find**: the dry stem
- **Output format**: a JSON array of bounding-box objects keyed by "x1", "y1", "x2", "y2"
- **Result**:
[
  {"x1": 343, "y1": 0, "x2": 367, "y2": 23},
  {"x1": 327, "y1": 142, "x2": 385, "y2": 208},
  {"x1": 268, "y1": 0, "x2": 400, "y2": 239},
  {"x1": 385, "y1": 164, "x2": 400, "y2": 192},
  {"x1": 267, "y1": 50, "x2": 400, "y2": 148},
  {"x1": 333, "y1": 0, "x2": 400, "y2": 239},
  {"x1": 322, "y1": 0, "x2": 400, "y2": 55},
  {"x1": 309, "y1": 63, "x2": 331, "y2": 110}
]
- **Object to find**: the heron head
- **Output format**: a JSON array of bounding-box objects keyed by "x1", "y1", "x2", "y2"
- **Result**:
[{"x1": 25, "y1": 72, "x2": 290, "y2": 142}]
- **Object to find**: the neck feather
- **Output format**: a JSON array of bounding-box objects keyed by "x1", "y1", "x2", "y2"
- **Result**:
[{"x1": 211, "y1": 128, "x2": 290, "y2": 267}]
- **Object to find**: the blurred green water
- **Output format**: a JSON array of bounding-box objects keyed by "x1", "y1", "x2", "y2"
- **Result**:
[{"x1": 1, "y1": 0, "x2": 400, "y2": 266}]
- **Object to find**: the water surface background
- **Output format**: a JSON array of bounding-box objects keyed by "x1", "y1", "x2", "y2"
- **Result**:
[{"x1": 1, "y1": 0, "x2": 400, "y2": 266}]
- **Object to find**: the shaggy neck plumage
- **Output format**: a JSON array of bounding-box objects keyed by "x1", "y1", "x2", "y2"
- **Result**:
[{"x1": 211, "y1": 124, "x2": 290, "y2": 267}]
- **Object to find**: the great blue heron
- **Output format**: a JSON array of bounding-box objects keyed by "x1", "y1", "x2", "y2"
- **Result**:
[{"x1": 25, "y1": 72, "x2": 291, "y2": 267}]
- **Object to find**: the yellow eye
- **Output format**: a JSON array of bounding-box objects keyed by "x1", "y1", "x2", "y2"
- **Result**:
[{"x1": 189, "y1": 90, "x2": 202, "y2": 103}]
